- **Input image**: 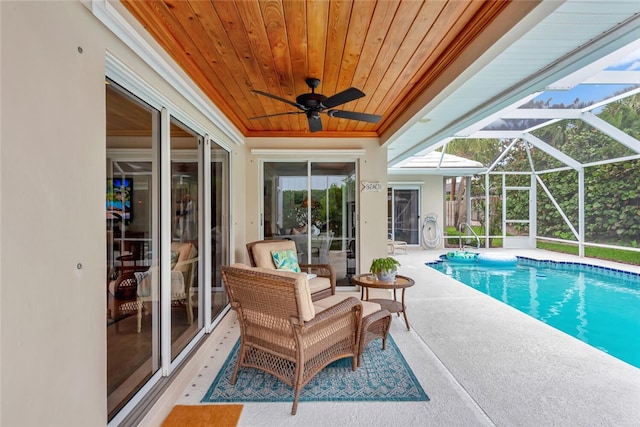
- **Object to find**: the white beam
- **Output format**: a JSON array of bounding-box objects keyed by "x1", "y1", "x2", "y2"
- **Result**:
[
  {"x1": 522, "y1": 133, "x2": 582, "y2": 170},
  {"x1": 524, "y1": 118, "x2": 562, "y2": 133},
  {"x1": 545, "y1": 35, "x2": 640, "y2": 90},
  {"x1": 454, "y1": 92, "x2": 542, "y2": 136},
  {"x1": 583, "y1": 153, "x2": 640, "y2": 168},
  {"x1": 468, "y1": 130, "x2": 525, "y2": 139},
  {"x1": 581, "y1": 112, "x2": 640, "y2": 154},
  {"x1": 502, "y1": 109, "x2": 583, "y2": 119},
  {"x1": 583, "y1": 70, "x2": 640, "y2": 85},
  {"x1": 536, "y1": 175, "x2": 580, "y2": 241},
  {"x1": 584, "y1": 86, "x2": 640, "y2": 113},
  {"x1": 578, "y1": 169, "x2": 585, "y2": 257},
  {"x1": 487, "y1": 138, "x2": 519, "y2": 172}
]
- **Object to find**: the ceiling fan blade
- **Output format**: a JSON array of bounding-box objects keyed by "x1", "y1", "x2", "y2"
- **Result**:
[
  {"x1": 321, "y1": 87, "x2": 365, "y2": 109},
  {"x1": 249, "y1": 111, "x2": 304, "y2": 120},
  {"x1": 251, "y1": 89, "x2": 305, "y2": 109},
  {"x1": 327, "y1": 109, "x2": 382, "y2": 123},
  {"x1": 307, "y1": 114, "x2": 323, "y2": 132}
]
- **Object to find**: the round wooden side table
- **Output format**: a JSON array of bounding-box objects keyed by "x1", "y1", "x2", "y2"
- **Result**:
[{"x1": 351, "y1": 274, "x2": 415, "y2": 330}]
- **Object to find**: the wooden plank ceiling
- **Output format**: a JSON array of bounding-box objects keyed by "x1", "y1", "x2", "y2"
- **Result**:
[{"x1": 120, "y1": 0, "x2": 514, "y2": 138}]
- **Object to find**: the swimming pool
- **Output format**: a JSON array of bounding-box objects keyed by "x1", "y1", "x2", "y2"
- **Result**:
[{"x1": 427, "y1": 255, "x2": 640, "y2": 369}]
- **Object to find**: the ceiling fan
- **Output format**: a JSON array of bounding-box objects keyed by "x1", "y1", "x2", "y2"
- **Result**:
[{"x1": 250, "y1": 78, "x2": 382, "y2": 132}]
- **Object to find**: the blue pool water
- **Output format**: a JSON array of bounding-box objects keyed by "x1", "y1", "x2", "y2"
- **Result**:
[{"x1": 427, "y1": 256, "x2": 640, "y2": 369}]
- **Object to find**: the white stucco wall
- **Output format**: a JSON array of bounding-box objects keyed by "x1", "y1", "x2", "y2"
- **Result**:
[
  {"x1": 0, "y1": 1, "x2": 243, "y2": 425},
  {"x1": 1, "y1": 2, "x2": 107, "y2": 425}
]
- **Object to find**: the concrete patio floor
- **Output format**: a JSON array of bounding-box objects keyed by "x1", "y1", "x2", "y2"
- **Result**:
[{"x1": 140, "y1": 248, "x2": 640, "y2": 426}]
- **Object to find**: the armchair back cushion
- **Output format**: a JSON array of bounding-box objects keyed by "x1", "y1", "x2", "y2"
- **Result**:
[
  {"x1": 247, "y1": 239, "x2": 335, "y2": 301},
  {"x1": 230, "y1": 263, "x2": 315, "y2": 322},
  {"x1": 250, "y1": 240, "x2": 296, "y2": 269}
]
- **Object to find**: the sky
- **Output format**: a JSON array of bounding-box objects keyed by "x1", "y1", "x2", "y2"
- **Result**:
[
  {"x1": 605, "y1": 48, "x2": 640, "y2": 71},
  {"x1": 532, "y1": 84, "x2": 639, "y2": 107}
]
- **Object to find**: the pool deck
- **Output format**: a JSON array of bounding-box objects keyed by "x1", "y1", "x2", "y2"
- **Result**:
[
  {"x1": 407, "y1": 248, "x2": 640, "y2": 426},
  {"x1": 142, "y1": 248, "x2": 640, "y2": 426}
]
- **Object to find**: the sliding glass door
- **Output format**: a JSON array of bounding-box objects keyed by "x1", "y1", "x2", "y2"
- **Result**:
[
  {"x1": 210, "y1": 148, "x2": 229, "y2": 321},
  {"x1": 106, "y1": 78, "x2": 230, "y2": 422},
  {"x1": 263, "y1": 161, "x2": 357, "y2": 286},
  {"x1": 169, "y1": 118, "x2": 203, "y2": 361},
  {"x1": 106, "y1": 81, "x2": 160, "y2": 419}
]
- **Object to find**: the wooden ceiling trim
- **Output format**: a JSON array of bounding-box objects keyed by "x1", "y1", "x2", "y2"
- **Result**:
[
  {"x1": 378, "y1": 0, "x2": 512, "y2": 135},
  {"x1": 321, "y1": 0, "x2": 353, "y2": 130},
  {"x1": 349, "y1": 0, "x2": 428, "y2": 131},
  {"x1": 122, "y1": 1, "x2": 251, "y2": 134},
  {"x1": 282, "y1": 1, "x2": 309, "y2": 130},
  {"x1": 234, "y1": 0, "x2": 297, "y2": 131},
  {"x1": 201, "y1": 2, "x2": 279, "y2": 128},
  {"x1": 173, "y1": 1, "x2": 267, "y2": 124},
  {"x1": 260, "y1": 0, "x2": 299, "y2": 130},
  {"x1": 245, "y1": 129, "x2": 380, "y2": 138},
  {"x1": 336, "y1": 0, "x2": 401, "y2": 132},
  {"x1": 306, "y1": 0, "x2": 330, "y2": 84},
  {"x1": 119, "y1": 0, "x2": 527, "y2": 138},
  {"x1": 369, "y1": 1, "x2": 449, "y2": 128}
]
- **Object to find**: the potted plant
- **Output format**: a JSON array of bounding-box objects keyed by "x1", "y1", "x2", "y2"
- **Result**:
[{"x1": 369, "y1": 256, "x2": 401, "y2": 282}]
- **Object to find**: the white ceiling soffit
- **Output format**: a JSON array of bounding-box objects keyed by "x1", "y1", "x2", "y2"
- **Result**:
[{"x1": 386, "y1": 0, "x2": 640, "y2": 167}]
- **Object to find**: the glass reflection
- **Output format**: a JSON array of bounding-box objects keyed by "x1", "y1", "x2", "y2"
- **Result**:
[{"x1": 106, "y1": 81, "x2": 160, "y2": 420}]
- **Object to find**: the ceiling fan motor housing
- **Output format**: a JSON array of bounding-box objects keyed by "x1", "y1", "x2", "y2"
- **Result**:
[{"x1": 296, "y1": 93, "x2": 327, "y2": 110}]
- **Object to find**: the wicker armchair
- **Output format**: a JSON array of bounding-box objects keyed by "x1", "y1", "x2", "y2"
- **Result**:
[
  {"x1": 246, "y1": 239, "x2": 335, "y2": 301},
  {"x1": 220, "y1": 264, "x2": 362, "y2": 415},
  {"x1": 107, "y1": 266, "x2": 146, "y2": 330},
  {"x1": 107, "y1": 270, "x2": 143, "y2": 331},
  {"x1": 136, "y1": 242, "x2": 198, "y2": 332}
]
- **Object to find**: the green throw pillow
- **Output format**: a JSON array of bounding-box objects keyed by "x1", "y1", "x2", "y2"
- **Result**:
[{"x1": 271, "y1": 249, "x2": 301, "y2": 273}]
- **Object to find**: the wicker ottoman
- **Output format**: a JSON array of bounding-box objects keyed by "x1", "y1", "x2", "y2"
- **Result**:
[{"x1": 358, "y1": 303, "x2": 392, "y2": 366}]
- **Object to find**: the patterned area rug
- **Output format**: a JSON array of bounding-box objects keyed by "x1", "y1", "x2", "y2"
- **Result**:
[{"x1": 201, "y1": 334, "x2": 428, "y2": 403}]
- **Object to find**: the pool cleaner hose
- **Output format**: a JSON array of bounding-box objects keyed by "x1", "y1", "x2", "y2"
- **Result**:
[{"x1": 422, "y1": 213, "x2": 440, "y2": 249}]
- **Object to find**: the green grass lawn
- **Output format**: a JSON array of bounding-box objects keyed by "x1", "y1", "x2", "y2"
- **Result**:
[
  {"x1": 444, "y1": 226, "x2": 640, "y2": 266},
  {"x1": 537, "y1": 241, "x2": 640, "y2": 266}
]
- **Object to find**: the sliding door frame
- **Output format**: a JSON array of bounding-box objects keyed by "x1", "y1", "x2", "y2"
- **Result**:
[{"x1": 106, "y1": 60, "x2": 232, "y2": 425}]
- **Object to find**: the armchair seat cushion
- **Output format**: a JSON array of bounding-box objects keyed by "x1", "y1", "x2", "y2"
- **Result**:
[
  {"x1": 308, "y1": 276, "x2": 331, "y2": 295},
  {"x1": 133, "y1": 270, "x2": 184, "y2": 298},
  {"x1": 313, "y1": 295, "x2": 382, "y2": 317}
]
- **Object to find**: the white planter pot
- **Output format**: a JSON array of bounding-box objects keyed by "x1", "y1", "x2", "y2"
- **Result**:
[{"x1": 375, "y1": 270, "x2": 397, "y2": 282}]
